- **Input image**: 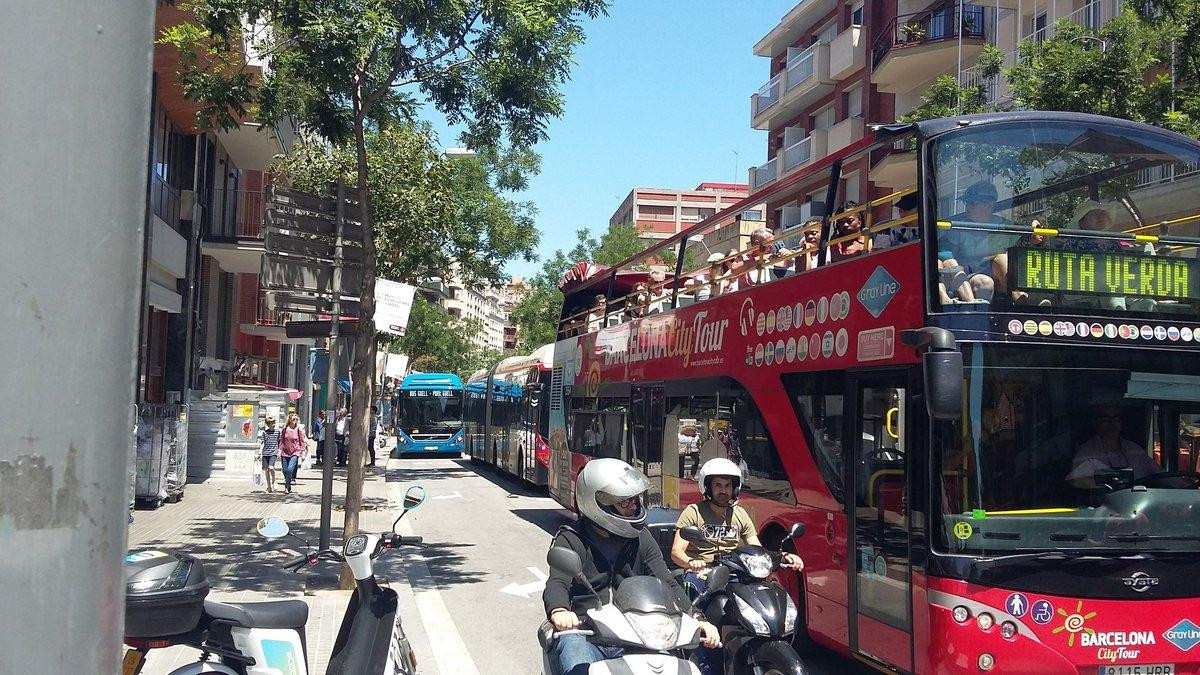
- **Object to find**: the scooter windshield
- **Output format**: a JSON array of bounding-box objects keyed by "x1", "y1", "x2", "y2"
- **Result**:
[{"x1": 613, "y1": 576, "x2": 679, "y2": 615}]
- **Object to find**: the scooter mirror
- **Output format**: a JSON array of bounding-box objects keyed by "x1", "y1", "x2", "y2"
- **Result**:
[
  {"x1": 402, "y1": 485, "x2": 427, "y2": 512},
  {"x1": 789, "y1": 523, "x2": 806, "y2": 539},
  {"x1": 257, "y1": 516, "x2": 290, "y2": 540},
  {"x1": 547, "y1": 546, "x2": 585, "y2": 578},
  {"x1": 679, "y1": 526, "x2": 707, "y2": 543}
]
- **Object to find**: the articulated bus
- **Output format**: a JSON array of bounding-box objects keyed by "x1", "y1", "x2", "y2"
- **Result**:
[
  {"x1": 543, "y1": 112, "x2": 1200, "y2": 673},
  {"x1": 465, "y1": 345, "x2": 554, "y2": 485},
  {"x1": 394, "y1": 373, "x2": 464, "y2": 455}
]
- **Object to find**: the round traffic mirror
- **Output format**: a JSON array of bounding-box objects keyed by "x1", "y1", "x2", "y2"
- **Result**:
[{"x1": 256, "y1": 516, "x2": 290, "y2": 540}]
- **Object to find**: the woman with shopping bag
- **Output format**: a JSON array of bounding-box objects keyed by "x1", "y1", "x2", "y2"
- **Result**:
[{"x1": 279, "y1": 414, "x2": 308, "y2": 494}]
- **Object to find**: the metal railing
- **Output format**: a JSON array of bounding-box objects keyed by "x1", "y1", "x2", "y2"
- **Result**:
[
  {"x1": 783, "y1": 136, "x2": 813, "y2": 173},
  {"x1": 751, "y1": 158, "x2": 778, "y2": 190},
  {"x1": 203, "y1": 188, "x2": 267, "y2": 239},
  {"x1": 256, "y1": 291, "x2": 291, "y2": 327},
  {"x1": 873, "y1": 3, "x2": 992, "y2": 67},
  {"x1": 149, "y1": 172, "x2": 182, "y2": 232},
  {"x1": 785, "y1": 43, "x2": 818, "y2": 91},
  {"x1": 752, "y1": 73, "x2": 783, "y2": 117}
]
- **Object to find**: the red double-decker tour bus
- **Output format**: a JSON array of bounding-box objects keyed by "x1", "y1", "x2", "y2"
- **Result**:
[{"x1": 540, "y1": 112, "x2": 1200, "y2": 673}]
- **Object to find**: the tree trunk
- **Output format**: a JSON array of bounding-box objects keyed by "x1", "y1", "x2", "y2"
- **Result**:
[{"x1": 340, "y1": 85, "x2": 379, "y2": 589}]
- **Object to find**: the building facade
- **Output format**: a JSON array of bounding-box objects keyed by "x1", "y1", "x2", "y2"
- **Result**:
[{"x1": 609, "y1": 183, "x2": 763, "y2": 245}]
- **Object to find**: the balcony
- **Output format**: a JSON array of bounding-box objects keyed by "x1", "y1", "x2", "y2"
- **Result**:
[
  {"x1": 781, "y1": 128, "x2": 828, "y2": 176},
  {"x1": 149, "y1": 172, "x2": 182, "y2": 233},
  {"x1": 872, "y1": 3, "x2": 993, "y2": 94},
  {"x1": 828, "y1": 117, "x2": 865, "y2": 154},
  {"x1": 829, "y1": 26, "x2": 866, "y2": 80},
  {"x1": 753, "y1": 0, "x2": 840, "y2": 58},
  {"x1": 752, "y1": 42, "x2": 835, "y2": 130},
  {"x1": 749, "y1": 157, "x2": 779, "y2": 191},
  {"x1": 200, "y1": 189, "x2": 268, "y2": 274}
]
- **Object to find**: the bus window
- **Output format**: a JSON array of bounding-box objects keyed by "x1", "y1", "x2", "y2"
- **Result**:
[
  {"x1": 724, "y1": 380, "x2": 797, "y2": 505},
  {"x1": 782, "y1": 372, "x2": 847, "y2": 505}
]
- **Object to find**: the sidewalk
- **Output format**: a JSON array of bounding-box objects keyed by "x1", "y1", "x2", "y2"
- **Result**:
[{"x1": 127, "y1": 439, "x2": 434, "y2": 674}]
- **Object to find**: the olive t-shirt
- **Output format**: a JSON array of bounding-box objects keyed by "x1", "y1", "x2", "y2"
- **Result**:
[{"x1": 674, "y1": 501, "x2": 756, "y2": 564}]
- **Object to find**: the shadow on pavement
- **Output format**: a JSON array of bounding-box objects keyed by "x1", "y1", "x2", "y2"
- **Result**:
[
  {"x1": 450, "y1": 458, "x2": 549, "y2": 498},
  {"x1": 509, "y1": 508, "x2": 575, "y2": 536}
]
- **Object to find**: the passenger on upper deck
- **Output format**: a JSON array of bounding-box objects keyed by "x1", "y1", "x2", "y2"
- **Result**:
[
  {"x1": 938, "y1": 182, "x2": 1002, "y2": 305},
  {"x1": 739, "y1": 228, "x2": 792, "y2": 286},
  {"x1": 797, "y1": 219, "x2": 823, "y2": 272},
  {"x1": 872, "y1": 192, "x2": 919, "y2": 250},
  {"x1": 586, "y1": 294, "x2": 608, "y2": 332},
  {"x1": 646, "y1": 269, "x2": 668, "y2": 314},
  {"x1": 829, "y1": 201, "x2": 868, "y2": 262},
  {"x1": 626, "y1": 282, "x2": 650, "y2": 319}
]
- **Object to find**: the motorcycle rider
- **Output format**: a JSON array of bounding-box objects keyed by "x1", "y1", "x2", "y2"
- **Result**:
[
  {"x1": 671, "y1": 458, "x2": 804, "y2": 674},
  {"x1": 544, "y1": 458, "x2": 722, "y2": 675}
]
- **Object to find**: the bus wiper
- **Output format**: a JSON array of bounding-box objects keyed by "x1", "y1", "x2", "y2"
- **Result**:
[{"x1": 1108, "y1": 534, "x2": 1200, "y2": 542}]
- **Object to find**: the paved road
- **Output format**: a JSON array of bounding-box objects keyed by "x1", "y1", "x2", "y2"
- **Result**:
[{"x1": 391, "y1": 456, "x2": 872, "y2": 675}]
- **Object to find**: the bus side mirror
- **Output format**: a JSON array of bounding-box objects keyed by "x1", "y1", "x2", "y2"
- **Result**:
[
  {"x1": 902, "y1": 328, "x2": 962, "y2": 421},
  {"x1": 924, "y1": 351, "x2": 963, "y2": 421}
]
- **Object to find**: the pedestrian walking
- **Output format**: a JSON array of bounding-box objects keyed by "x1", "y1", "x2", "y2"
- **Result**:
[
  {"x1": 313, "y1": 411, "x2": 326, "y2": 466},
  {"x1": 280, "y1": 414, "x2": 308, "y2": 493},
  {"x1": 335, "y1": 407, "x2": 349, "y2": 466},
  {"x1": 368, "y1": 404, "x2": 380, "y2": 467},
  {"x1": 257, "y1": 416, "x2": 282, "y2": 493}
]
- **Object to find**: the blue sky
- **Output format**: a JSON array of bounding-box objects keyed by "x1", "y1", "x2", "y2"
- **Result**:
[{"x1": 425, "y1": 1, "x2": 798, "y2": 279}]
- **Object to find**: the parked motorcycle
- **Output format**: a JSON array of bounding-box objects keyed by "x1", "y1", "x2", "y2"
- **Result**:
[
  {"x1": 679, "y1": 524, "x2": 808, "y2": 675},
  {"x1": 539, "y1": 545, "x2": 704, "y2": 675},
  {"x1": 122, "y1": 485, "x2": 429, "y2": 675}
]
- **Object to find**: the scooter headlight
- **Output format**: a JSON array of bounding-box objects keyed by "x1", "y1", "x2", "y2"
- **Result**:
[
  {"x1": 784, "y1": 594, "x2": 798, "y2": 634},
  {"x1": 733, "y1": 594, "x2": 771, "y2": 635},
  {"x1": 627, "y1": 612, "x2": 679, "y2": 650},
  {"x1": 739, "y1": 552, "x2": 773, "y2": 579}
]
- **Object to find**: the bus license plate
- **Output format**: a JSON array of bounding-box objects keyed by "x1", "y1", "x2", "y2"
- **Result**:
[
  {"x1": 1099, "y1": 665, "x2": 1174, "y2": 675},
  {"x1": 425, "y1": 446, "x2": 438, "y2": 451}
]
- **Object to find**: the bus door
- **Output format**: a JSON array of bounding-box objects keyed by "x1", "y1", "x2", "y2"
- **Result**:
[
  {"x1": 520, "y1": 382, "x2": 544, "y2": 483},
  {"x1": 848, "y1": 375, "x2": 913, "y2": 672},
  {"x1": 629, "y1": 384, "x2": 665, "y2": 507}
]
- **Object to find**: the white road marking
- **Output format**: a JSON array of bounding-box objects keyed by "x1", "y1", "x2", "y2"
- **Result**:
[
  {"x1": 432, "y1": 491, "x2": 463, "y2": 500},
  {"x1": 500, "y1": 567, "x2": 549, "y2": 598},
  {"x1": 388, "y1": 467, "x2": 480, "y2": 675}
]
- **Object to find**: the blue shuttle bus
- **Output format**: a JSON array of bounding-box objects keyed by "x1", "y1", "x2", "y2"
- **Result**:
[{"x1": 394, "y1": 373, "x2": 464, "y2": 455}]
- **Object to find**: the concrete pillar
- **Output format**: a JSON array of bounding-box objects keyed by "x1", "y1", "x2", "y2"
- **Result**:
[{"x1": 0, "y1": 1, "x2": 155, "y2": 673}]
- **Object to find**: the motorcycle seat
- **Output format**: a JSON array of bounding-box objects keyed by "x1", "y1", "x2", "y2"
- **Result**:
[{"x1": 204, "y1": 599, "x2": 309, "y2": 629}]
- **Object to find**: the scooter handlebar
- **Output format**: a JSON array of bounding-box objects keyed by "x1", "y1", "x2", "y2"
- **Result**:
[{"x1": 552, "y1": 629, "x2": 594, "y2": 638}]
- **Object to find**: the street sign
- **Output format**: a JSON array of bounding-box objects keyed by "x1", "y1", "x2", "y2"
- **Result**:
[
  {"x1": 264, "y1": 229, "x2": 364, "y2": 264},
  {"x1": 264, "y1": 292, "x2": 361, "y2": 317},
  {"x1": 268, "y1": 186, "x2": 363, "y2": 221},
  {"x1": 374, "y1": 278, "x2": 416, "y2": 336},
  {"x1": 265, "y1": 209, "x2": 365, "y2": 242},
  {"x1": 261, "y1": 255, "x2": 362, "y2": 296},
  {"x1": 285, "y1": 320, "x2": 361, "y2": 339}
]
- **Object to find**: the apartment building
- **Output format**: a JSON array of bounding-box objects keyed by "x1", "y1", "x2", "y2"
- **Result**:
[
  {"x1": 609, "y1": 183, "x2": 763, "y2": 245},
  {"x1": 500, "y1": 277, "x2": 528, "y2": 350},
  {"x1": 421, "y1": 270, "x2": 512, "y2": 352},
  {"x1": 748, "y1": 0, "x2": 1124, "y2": 238}
]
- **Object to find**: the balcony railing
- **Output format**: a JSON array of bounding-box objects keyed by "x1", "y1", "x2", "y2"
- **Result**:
[
  {"x1": 783, "y1": 136, "x2": 813, "y2": 173},
  {"x1": 873, "y1": 3, "x2": 992, "y2": 67},
  {"x1": 751, "y1": 158, "x2": 779, "y2": 190},
  {"x1": 149, "y1": 172, "x2": 182, "y2": 233},
  {"x1": 752, "y1": 73, "x2": 783, "y2": 117},
  {"x1": 785, "y1": 43, "x2": 818, "y2": 91},
  {"x1": 203, "y1": 189, "x2": 267, "y2": 239},
  {"x1": 256, "y1": 291, "x2": 291, "y2": 327}
]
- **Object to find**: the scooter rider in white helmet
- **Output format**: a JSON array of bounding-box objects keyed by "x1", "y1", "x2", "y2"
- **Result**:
[
  {"x1": 671, "y1": 458, "x2": 804, "y2": 675},
  {"x1": 671, "y1": 457, "x2": 804, "y2": 590},
  {"x1": 543, "y1": 458, "x2": 721, "y2": 675}
]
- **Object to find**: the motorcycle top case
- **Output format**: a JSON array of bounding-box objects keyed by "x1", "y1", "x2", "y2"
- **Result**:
[
  {"x1": 124, "y1": 549, "x2": 210, "y2": 638},
  {"x1": 643, "y1": 507, "x2": 681, "y2": 561}
]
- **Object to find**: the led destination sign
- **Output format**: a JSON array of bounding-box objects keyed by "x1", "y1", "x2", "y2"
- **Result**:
[{"x1": 1010, "y1": 247, "x2": 1199, "y2": 301}]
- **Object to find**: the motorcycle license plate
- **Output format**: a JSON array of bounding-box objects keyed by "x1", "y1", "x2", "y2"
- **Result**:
[
  {"x1": 122, "y1": 649, "x2": 145, "y2": 675},
  {"x1": 1099, "y1": 665, "x2": 1174, "y2": 675}
]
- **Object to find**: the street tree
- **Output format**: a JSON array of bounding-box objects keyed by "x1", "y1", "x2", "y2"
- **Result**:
[{"x1": 161, "y1": 0, "x2": 607, "y2": 546}]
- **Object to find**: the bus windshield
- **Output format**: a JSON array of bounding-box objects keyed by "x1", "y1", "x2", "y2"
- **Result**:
[
  {"x1": 398, "y1": 391, "x2": 462, "y2": 432},
  {"x1": 937, "y1": 344, "x2": 1200, "y2": 555},
  {"x1": 929, "y1": 120, "x2": 1200, "y2": 315}
]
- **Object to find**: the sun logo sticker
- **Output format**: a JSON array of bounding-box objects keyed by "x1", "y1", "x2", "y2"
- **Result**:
[
  {"x1": 585, "y1": 361, "x2": 602, "y2": 397},
  {"x1": 1051, "y1": 601, "x2": 1096, "y2": 647}
]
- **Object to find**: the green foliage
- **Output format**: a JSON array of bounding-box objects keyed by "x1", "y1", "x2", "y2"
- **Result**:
[
  {"x1": 393, "y1": 296, "x2": 502, "y2": 379},
  {"x1": 1006, "y1": 14, "x2": 1170, "y2": 125},
  {"x1": 276, "y1": 123, "x2": 537, "y2": 287}
]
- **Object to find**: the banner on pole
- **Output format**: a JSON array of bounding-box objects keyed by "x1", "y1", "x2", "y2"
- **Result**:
[{"x1": 374, "y1": 279, "x2": 417, "y2": 336}]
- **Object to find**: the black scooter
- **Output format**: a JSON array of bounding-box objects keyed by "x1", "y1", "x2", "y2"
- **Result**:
[{"x1": 679, "y1": 525, "x2": 808, "y2": 675}]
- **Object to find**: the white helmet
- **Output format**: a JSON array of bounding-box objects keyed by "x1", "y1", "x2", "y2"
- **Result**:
[
  {"x1": 697, "y1": 457, "x2": 742, "y2": 502},
  {"x1": 576, "y1": 458, "x2": 650, "y2": 539}
]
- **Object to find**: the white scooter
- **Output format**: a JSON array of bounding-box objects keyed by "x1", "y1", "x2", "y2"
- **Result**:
[
  {"x1": 539, "y1": 546, "x2": 703, "y2": 675},
  {"x1": 122, "y1": 485, "x2": 428, "y2": 675}
]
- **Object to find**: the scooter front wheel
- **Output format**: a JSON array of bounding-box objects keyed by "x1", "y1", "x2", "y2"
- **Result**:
[{"x1": 751, "y1": 639, "x2": 807, "y2": 675}]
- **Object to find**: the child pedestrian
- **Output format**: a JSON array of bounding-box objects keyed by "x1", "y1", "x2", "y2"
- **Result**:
[{"x1": 258, "y1": 416, "x2": 282, "y2": 493}]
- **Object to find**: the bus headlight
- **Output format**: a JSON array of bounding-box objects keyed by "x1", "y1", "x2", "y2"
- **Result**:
[
  {"x1": 953, "y1": 606, "x2": 971, "y2": 623},
  {"x1": 976, "y1": 612, "x2": 994, "y2": 631},
  {"x1": 1000, "y1": 621, "x2": 1018, "y2": 640}
]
